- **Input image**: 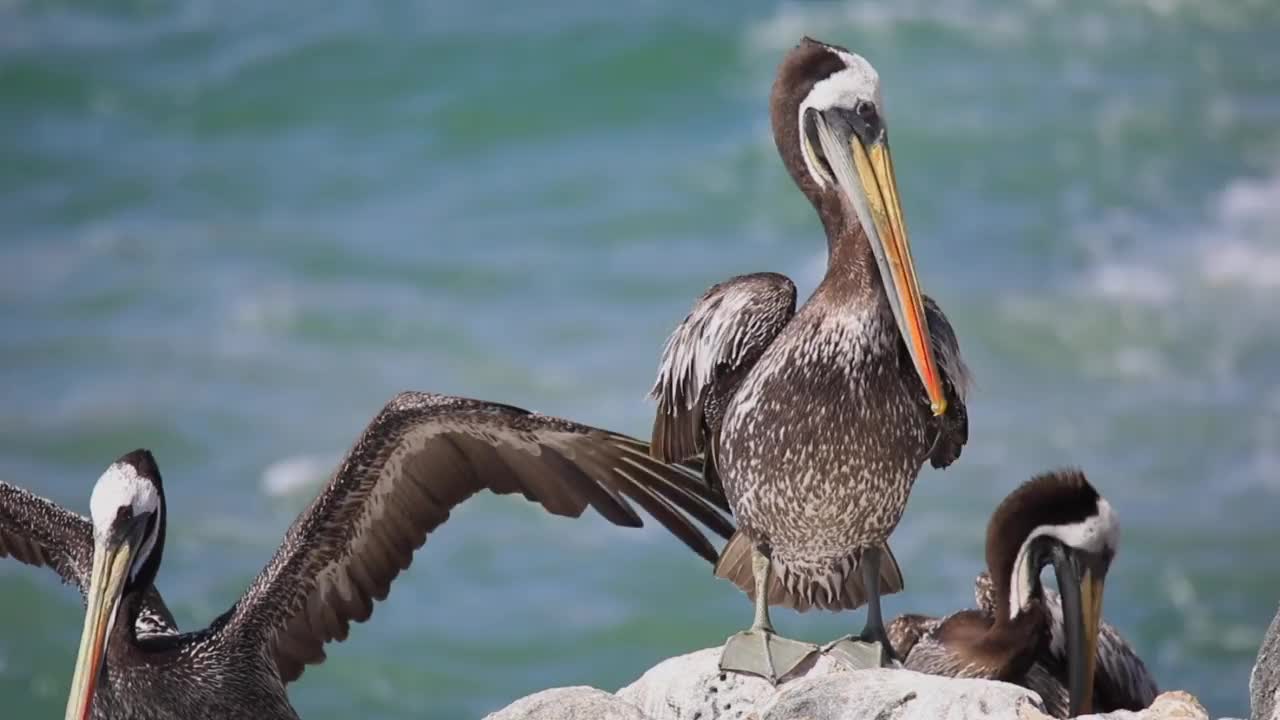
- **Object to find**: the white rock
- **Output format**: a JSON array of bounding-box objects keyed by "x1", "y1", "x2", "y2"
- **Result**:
[
  {"x1": 483, "y1": 686, "x2": 650, "y2": 720},
  {"x1": 1253, "y1": 603, "x2": 1280, "y2": 720},
  {"x1": 760, "y1": 668, "x2": 1042, "y2": 719},
  {"x1": 492, "y1": 647, "x2": 1209, "y2": 720},
  {"x1": 618, "y1": 646, "x2": 1051, "y2": 719},
  {"x1": 617, "y1": 646, "x2": 856, "y2": 720},
  {"x1": 1020, "y1": 691, "x2": 1207, "y2": 720}
]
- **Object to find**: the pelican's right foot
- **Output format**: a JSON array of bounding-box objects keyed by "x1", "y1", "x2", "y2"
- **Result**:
[{"x1": 719, "y1": 628, "x2": 819, "y2": 685}]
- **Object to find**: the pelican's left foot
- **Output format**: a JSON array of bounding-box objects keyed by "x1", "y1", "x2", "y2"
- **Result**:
[
  {"x1": 828, "y1": 546, "x2": 900, "y2": 669},
  {"x1": 720, "y1": 628, "x2": 819, "y2": 685},
  {"x1": 822, "y1": 635, "x2": 897, "y2": 670}
]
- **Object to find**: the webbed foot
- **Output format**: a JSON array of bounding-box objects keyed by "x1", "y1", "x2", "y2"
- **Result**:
[
  {"x1": 719, "y1": 628, "x2": 819, "y2": 685},
  {"x1": 822, "y1": 635, "x2": 897, "y2": 669}
]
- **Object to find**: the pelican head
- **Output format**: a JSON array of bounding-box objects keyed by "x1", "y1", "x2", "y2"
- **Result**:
[
  {"x1": 989, "y1": 469, "x2": 1118, "y2": 717},
  {"x1": 771, "y1": 37, "x2": 945, "y2": 416},
  {"x1": 66, "y1": 449, "x2": 166, "y2": 720}
]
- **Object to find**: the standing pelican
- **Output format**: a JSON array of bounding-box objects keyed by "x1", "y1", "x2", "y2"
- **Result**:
[
  {"x1": 649, "y1": 37, "x2": 969, "y2": 681},
  {"x1": 0, "y1": 391, "x2": 732, "y2": 719},
  {"x1": 887, "y1": 470, "x2": 1130, "y2": 718}
]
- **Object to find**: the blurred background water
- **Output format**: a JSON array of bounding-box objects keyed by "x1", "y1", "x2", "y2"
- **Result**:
[{"x1": 1, "y1": 0, "x2": 1278, "y2": 717}]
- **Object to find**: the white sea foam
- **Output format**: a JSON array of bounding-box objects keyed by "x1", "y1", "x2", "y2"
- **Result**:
[
  {"x1": 747, "y1": 0, "x2": 1029, "y2": 54},
  {"x1": 1085, "y1": 345, "x2": 1172, "y2": 381},
  {"x1": 232, "y1": 285, "x2": 300, "y2": 334},
  {"x1": 261, "y1": 454, "x2": 336, "y2": 497},
  {"x1": 1201, "y1": 243, "x2": 1280, "y2": 291},
  {"x1": 1078, "y1": 163, "x2": 1280, "y2": 304},
  {"x1": 1198, "y1": 170, "x2": 1280, "y2": 291},
  {"x1": 1217, "y1": 167, "x2": 1280, "y2": 224},
  {"x1": 1083, "y1": 262, "x2": 1176, "y2": 305}
]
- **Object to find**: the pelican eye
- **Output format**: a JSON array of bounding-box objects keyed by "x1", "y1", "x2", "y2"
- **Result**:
[{"x1": 855, "y1": 100, "x2": 878, "y2": 124}]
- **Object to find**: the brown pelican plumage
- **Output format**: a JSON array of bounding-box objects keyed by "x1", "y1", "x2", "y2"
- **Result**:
[
  {"x1": 0, "y1": 391, "x2": 732, "y2": 720},
  {"x1": 969, "y1": 571, "x2": 1158, "y2": 715},
  {"x1": 887, "y1": 470, "x2": 1130, "y2": 718},
  {"x1": 648, "y1": 37, "x2": 969, "y2": 681}
]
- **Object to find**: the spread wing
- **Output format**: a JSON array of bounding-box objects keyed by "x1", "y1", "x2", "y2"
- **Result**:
[
  {"x1": 922, "y1": 296, "x2": 971, "y2": 469},
  {"x1": 649, "y1": 272, "x2": 796, "y2": 473},
  {"x1": 225, "y1": 391, "x2": 734, "y2": 684},
  {"x1": 0, "y1": 481, "x2": 178, "y2": 636},
  {"x1": 973, "y1": 571, "x2": 1158, "y2": 710}
]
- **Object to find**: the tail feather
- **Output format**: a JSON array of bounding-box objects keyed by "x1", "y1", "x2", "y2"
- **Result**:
[
  {"x1": 879, "y1": 542, "x2": 905, "y2": 595},
  {"x1": 714, "y1": 532, "x2": 905, "y2": 613}
]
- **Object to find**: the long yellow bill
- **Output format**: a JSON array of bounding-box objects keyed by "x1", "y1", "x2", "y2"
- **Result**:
[
  {"x1": 1074, "y1": 570, "x2": 1105, "y2": 716},
  {"x1": 65, "y1": 536, "x2": 135, "y2": 720},
  {"x1": 814, "y1": 116, "x2": 947, "y2": 416}
]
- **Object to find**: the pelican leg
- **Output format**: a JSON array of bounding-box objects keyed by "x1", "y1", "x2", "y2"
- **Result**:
[
  {"x1": 823, "y1": 546, "x2": 898, "y2": 669},
  {"x1": 719, "y1": 546, "x2": 819, "y2": 684}
]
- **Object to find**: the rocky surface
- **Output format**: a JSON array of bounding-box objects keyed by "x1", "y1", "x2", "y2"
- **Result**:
[
  {"x1": 616, "y1": 647, "x2": 851, "y2": 719},
  {"x1": 754, "y1": 668, "x2": 1043, "y2": 719},
  {"x1": 483, "y1": 647, "x2": 1213, "y2": 720},
  {"x1": 1018, "y1": 692, "x2": 1209, "y2": 720},
  {"x1": 1252, "y1": 603, "x2": 1280, "y2": 720},
  {"x1": 483, "y1": 686, "x2": 649, "y2": 720}
]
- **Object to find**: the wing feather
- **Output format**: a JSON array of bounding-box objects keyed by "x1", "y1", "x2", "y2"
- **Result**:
[
  {"x1": 0, "y1": 481, "x2": 95, "y2": 592},
  {"x1": 897, "y1": 610, "x2": 995, "y2": 680},
  {"x1": 225, "y1": 391, "x2": 733, "y2": 684},
  {"x1": 887, "y1": 612, "x2": 941, "y2": 659},
  {"x1": 922, "y1": 296, "x2": 972, "y2": 469},
  {"x1": 0, "y1": 480, "x2": 177, "y2": 635},
  {"x1": 649, "y1": 272, "x2": 797, "y2": 464}
]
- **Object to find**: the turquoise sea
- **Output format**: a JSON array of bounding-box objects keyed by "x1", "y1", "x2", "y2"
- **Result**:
[{"x1": 2, "y1": 1, "x2": 1279, "y2": 717}]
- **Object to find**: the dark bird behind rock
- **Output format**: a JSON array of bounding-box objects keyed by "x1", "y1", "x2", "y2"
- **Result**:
[{"x1": 888, "y1": 470, "x2": 1156, "y2": 718}]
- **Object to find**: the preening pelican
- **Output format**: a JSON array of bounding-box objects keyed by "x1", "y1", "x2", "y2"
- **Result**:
[{"x1": 887, "y1": 470, "x2": 1151, "y2": 718}]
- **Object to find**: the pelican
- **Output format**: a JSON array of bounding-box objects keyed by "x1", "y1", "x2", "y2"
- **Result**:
[
  {"x1": 886, "y1": 469, "x2": 1137, "y2": 718},
  {"x1": 648, "y1": 36, "x2": 969, "y2": 681},
  {"x1": 969, "y1": 570, "x2": 1158, "y2": 714},
  {"x1": 0, "y1": 391, "x2": 732, "y2": 719}
]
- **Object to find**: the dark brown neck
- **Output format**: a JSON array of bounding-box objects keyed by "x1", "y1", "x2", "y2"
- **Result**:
[
  {"x1": 979, "y1": 602, "x2": 1050, "y2": 681},
  {"x1": 816, "y1": 196, "x2": 880, "y2": 301},
  {"x1": 104, "y1": 589, "x2": 146, "y2": 675},
  {"x1": 989, "y1": 555, "x2": 1018, "y2": 626},
  {"x1": 117, "y1": 589, "x2": 146, "y2": 648},
  {"x1": 979, "y1": 532, "x2": 1049, "y2": 680}
]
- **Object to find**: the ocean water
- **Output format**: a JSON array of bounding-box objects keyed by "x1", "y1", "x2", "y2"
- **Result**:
[{"x1": 2, "y1": 0, "x2": 1278, "y2": 717}]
